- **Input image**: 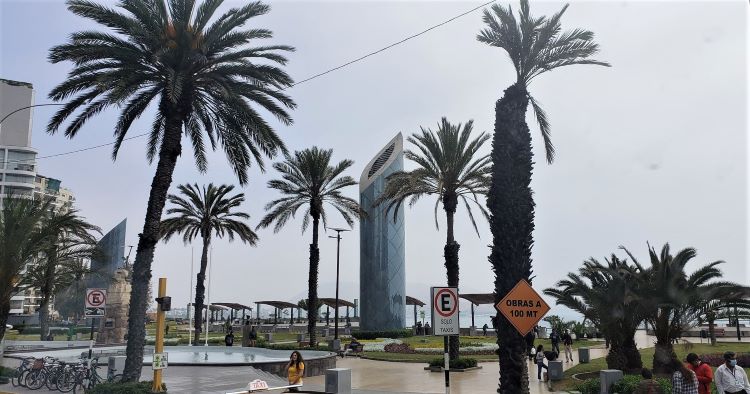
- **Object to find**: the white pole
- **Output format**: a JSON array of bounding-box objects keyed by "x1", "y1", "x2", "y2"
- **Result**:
[
  {"x1": 188, "y1": 247, "x2": 194, "y2": 346},
  {"x1": 204, "y1": 247, "x2": 213, "y2": 347}
]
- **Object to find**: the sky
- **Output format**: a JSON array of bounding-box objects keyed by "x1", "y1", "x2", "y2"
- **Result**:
[{"x1": 1, "y1": 0, "x2": 747, "y2": 324}]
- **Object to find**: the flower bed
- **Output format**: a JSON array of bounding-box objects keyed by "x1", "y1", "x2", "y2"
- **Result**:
[
  {"x1": 700, "y1": 353, "x2": 749, "y2": 368},
  {"x1": 384, "y1": 343, "x2": 416, "y2": 354},
  {"x1": 361, "y1": 338, "x2": 402, "y2": 352}
]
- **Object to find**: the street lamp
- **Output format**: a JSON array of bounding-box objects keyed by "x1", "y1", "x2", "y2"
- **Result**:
[{"x1": 328, "y1": 227, "x2": 350, "y2": 342}]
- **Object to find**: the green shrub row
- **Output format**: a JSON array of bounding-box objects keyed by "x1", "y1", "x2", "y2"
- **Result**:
[
  {"x1": 16, "y1": 327, "x2": 92, "y2": 335},
  {"x1": 88, "y1": 381, "x2": 166, "y2": 394},
  {"x1": 575, "y1": 375, "x2": 673, "y2": 394},
  {"x1": 428, "y1": 357, "x2": 478, "y2": 369},
  {"x1": 353, "y1": 329, "x2": 413, "y2": 340}
]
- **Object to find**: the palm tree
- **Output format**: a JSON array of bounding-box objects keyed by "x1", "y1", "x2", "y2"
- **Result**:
[
  {"x1": 54, "y1": 259, "x2": 101, "y2": 322},
  {"x1": 621, "y1": 243, "x2": 746, "y2": 374},
  {"x1": 545, "y1": 255, "x2": 644, "y2": 372},
  {"x1": 476, "y1": 1, "x2": 609, "y2": 391},
  {"x1": 0, "y1": 197, "x2": 73, "y2": 340},
  {"x1": 160, "y1": 183, "x2": 258, "y2": 344},
  {"x1": 48, "y1": 0, "x2": 295, "y2": 380},
  {"x1": 258, "y1": 147, "x2": 361, "y2": 347},
  {"x1": 695, "y1": 298, "x2": 750, "y2": 346},
  {"x1": 375, "y1": 117, "x2": 490, "y2": 360},
  {"x1": 18, "y1": 208, "x2": 101, "y2": 340}
]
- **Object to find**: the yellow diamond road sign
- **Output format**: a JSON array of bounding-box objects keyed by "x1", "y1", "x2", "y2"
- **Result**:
[{"x1": 495, "y1": 280, "x2": 551, "y2": 336}]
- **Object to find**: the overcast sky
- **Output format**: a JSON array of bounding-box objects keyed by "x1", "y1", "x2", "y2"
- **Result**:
[{"x1": 1, "y1": 0, "x2": 747, "y2": 323}]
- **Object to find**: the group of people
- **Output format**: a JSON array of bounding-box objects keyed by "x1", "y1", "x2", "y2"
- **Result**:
[
  {"x1": 635, "y1": 351, "x2": 749, "y2": 394},
  {"x1": 414, "y1": 321, "x2": 431, "y2": 335}
]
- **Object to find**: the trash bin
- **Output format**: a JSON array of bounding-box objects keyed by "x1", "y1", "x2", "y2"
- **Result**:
[
  {"x1": 108, "y1": 356, "x2": 126, "y2": 379},
  {"x1": 578, "y1": 347, "x2": 590, "y2": 363}
]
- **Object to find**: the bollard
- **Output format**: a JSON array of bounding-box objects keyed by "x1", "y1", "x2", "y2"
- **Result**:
[
  {"x1": 599, "y1": 369, "x2": 623, "y2": 394},
  {"x1": 548, "y1": 360, "x2": 564, "y2": 381},
  {"x1": 578, "y1": 347, "x2": 590, "y2": 363},
  {"x1": 325, "y1": 368, "x2": 352, "y2": 394}
]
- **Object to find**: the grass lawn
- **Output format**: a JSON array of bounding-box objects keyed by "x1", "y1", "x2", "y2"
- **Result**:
[{"x1": 552, "y1": 342, "x2": 750, "y2": 392}]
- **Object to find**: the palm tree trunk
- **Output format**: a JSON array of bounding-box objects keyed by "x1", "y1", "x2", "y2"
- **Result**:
[
  {"x1": 652, "y1": 315, "x2": 676, "y2": 374},
  {"x1": 708, "y1": 318, "x2": 716, "y2": 346},
  {"x1": 443, "y1": 194, "x2": 460, "y2": 360},
  {"x1": 39, "y1": 293, "x2": 51, "y2": 341},
  {"x1": 193, "y1": 235, "x2": 211, "y2": 344},
  {"x1": 122, "y1": 113, "x2": 183, "y2": 382},
  {"x1": 40, "y1": 252, "x2": 56, "y2": 341},
  {"x1": 0, "y1": 297, "x2": 9, "y2": 341},
  {"x1": 605, "y1": 335, "x2": 628, "y2": 371},
  {"x1": 488, "y1": 82, "x2": 534, "y2": 394},
  {"x1": 623, "y1": 329, "x2": 643, "y2": 373},
  {"x1": 307, "y1": 213, "x2": 320, "y2": 347}
]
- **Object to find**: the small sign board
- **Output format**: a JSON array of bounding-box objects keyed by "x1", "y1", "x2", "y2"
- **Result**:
[
  {"x1": 85, "y1": 288, "x2": 106, "y2": 318},
  {"x1": 247, "y1": 379, "x2": 269, "y2": 391},
  {"x1": 152, "y1": 352, "x2": 168, "y2": 370},
  {"x1": 495, "y1": 280, "x2": 550, "y2": 336},
  {"x1": 431, "y1": 287, "x2": 459, "y2": 336}
]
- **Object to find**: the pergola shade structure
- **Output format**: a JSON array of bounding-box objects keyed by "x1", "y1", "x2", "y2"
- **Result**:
[
  {"x1": 188, "y1": 303, "x2": 228, "y2": 323},
  {"x1": 459, "y1": 293, "x2": 495, "y2": 329},
  {"x1": 255, "y1": 301, "x2": 300, "y2": 325},
  {"x1": 213, "y1": 302, "x2": 253, "y2": 321},
  {"x1": 406, "y1": 296, "x2": 425, "y2": 328},
  {"x1": 315, "y1": 298, "x2": 355, "y2": 326}
]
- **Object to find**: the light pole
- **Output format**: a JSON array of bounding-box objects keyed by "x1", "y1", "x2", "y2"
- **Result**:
[{"x1": 328, "y1": 227, "x2": 350, "y2": 341}]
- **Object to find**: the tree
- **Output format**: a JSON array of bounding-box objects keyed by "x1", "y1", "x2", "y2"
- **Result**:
[
  {"x1": 695, "y1": 298, "x2": 750, "y2": 346},
  {"x1": 622, "y1": 243, "x2": 746, "y2": 373},
  {"x1": 160, "y1": 183, "x2": 258, "y2": 344},
  {"x1": 54, "y1": 259, "x2": 102, "y2": 321},
  {"x1": 0, "y1": 197, "x2": 72, "y2": 340},
  {"x1": 48, "y1": 0, "x2": 295, "y2": 381},
  {"x1": 375, "y1": 117, "x2": 490, "y2": 360},
  {"x1": 258, "y1": 147, "x2": 361, "y2": 347},
  {"x1": 545, "y1": 255, "x2": 644, "y2": 372},
  {"x1": 18, "y1": 208, "x2": 101, "y2": 340},
  {"x1": 476, "y1": 1, "x2": 609, "y2": 391}
]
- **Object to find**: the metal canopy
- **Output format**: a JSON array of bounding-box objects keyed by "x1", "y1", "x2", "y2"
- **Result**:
[
  {"x1": 318, "y1": 298, "x2": 355, "y2": 308},
  {"x1": 459, "y1": 293, "x2": 496, "y2": 305},
  {"x1": 255, "y1": 301, "x2": 299, "y2": 309},
  {"x1": 213, "y1": 302, "x2": 253, "y2": 311},
  {"x1": 406, "y1": 296, "x2": 425, "y2": 306},
  {"x1": 188, "y1": 303, "x2": 226, "y2": 311}
]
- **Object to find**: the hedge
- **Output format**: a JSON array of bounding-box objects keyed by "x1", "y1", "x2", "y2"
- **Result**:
[
  {"x1": 17, "y1": 327, "x2": 92, "y2": 335},
  {"x1": 575, "y1": 375, "x2": 672, "y2": 394},
  {"x1": 428, "y1": 357, "x2": 478, "y2": 369},
  {"x1": 88, "y1": 382, "x2": 166, "y2": 394},
  {"x1": 699, "y1": 353, "x2": 749, "y2": 368},
  {"x1": 353, "y1": 329, "x2": 413, "y2": 340}
]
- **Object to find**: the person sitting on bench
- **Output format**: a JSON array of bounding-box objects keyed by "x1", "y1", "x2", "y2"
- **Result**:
[{"x1": 340, "y1": 338, "x2": 362, "y2": 357}]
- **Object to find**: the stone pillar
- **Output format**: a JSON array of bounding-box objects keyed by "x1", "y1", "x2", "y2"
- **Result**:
[
  {"x1": 599, "y1": 370, "x2": 623, "y2": 394},
  {"x1": 578, "y1": 347, "x2": 590, "y2": 363},
  {"x1": 325, "y1": 368, "x2": 352, "y2": 394},
  {"x1": 97, "y1": 268, "x2": 131, "y2": 344}
]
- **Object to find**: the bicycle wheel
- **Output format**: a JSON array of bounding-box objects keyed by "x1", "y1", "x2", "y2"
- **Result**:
[
  {"x1": 57, "y1": 369, "x2": 77, "y2": 393},
  {"x1": 45, "y1": 369, "x2": 60, "y2": 391},
  {"x1": 24, "y1": 369, "x2": 46, "y2": 390},
  {"x1": 109, "y1": 374, "x2": 123, "y2": 383},
  {"x1": 10, "y1": 369, "x2": 22, "y2": 387}
]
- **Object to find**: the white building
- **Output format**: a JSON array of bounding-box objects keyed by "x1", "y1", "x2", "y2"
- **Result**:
[
  {"x1": 35, "y1": 174, "x2": 75, "y2": 213},
  {"x1": 0, "y1": 78, "x2": 37, "y2": 203}
]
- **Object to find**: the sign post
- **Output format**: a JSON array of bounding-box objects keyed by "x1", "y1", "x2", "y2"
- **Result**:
[
  {"x1": 431, "y1": 287, "x2": 459, "y2": 394},
  {"x1": 84, "y1": 288, "x2": 107, "y2": 360},
  {"x1": 153, "y1": 278, "x2": 168, "y2": 393},
  {"x1": 495, "y1": 280, "x2": 550, "y2": 336}
]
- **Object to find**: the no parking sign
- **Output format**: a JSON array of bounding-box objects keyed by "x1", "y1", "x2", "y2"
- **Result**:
[{"x1": 430, "y1": 287, "x2": 459, "y2": 336}]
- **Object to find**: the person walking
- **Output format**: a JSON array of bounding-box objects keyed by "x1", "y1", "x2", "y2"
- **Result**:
[
  {"x1": 671, "y1": 358, "x2": 699, "y2": 394},
  {"x1": 549, "y1": 329, "x2": 560, "y2": 356},
  {"x1": 562, "y1": 329, "x2": 574, "y2": 362},
  {"x1": 249, "y1": 326, "x2": 258, "y2": 347},
  {"x1": 224, "y1": 329, "x2": 234, "y2": 347},
  {"x1": 535, "y1": 344, "x2": 548, "y2": 380},
  {"x1": 482, "y1": 323, "x2": 488, "y2": 336},
  {"x1": 525, "y1": 331, "x2": 536, "y2": 361},
  {"x1": 715, "y1": 351, "x2": 750, "y2": 394},
  {"x1": 286, "y1": 351, "x2": 305, "y2": 392},
  {"x1": 686, "y1": 353, "x2": 713, "y2": 394}
]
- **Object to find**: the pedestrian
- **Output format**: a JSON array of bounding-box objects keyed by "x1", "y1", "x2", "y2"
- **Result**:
[
  {"x1": 249, "y1": 326, "x2": 257, "y2": 347},
  {"x1": 549, "y1": 329, "x2": 560, "y2": 356},
  {"x1": 686, "y1": 353, "x2": 713, "y2": 394},
  {"x1": 482, "y1": 323, "x2": 488, "y2": 336},
  {"x1": 562, "y1": 329, "x2": 574, "y2": 362},
  {"x1": 224, "y1": 329, "x2": 234, "y2": 347},
  {"x1": 424, "y1": 322, "x2": 430, "y2": 335},
  {"x1": 286, "y1": 351, "x2": 305, "y2": 392},
  {"x1": 715, "y1": 351, "x2": 750, "y2": 394},
  {"x1": 416, "y1": 321, "x2": 423, "y2": 335},
  {"x1": 635, "y1": 368, "x2": 662, "y2": 394},
  {"x1": 671, "y1": 358, "x2": 699, "y2": 394},
  {"x1": 525, "y1": 331, "x2": 536, "y2": 360},
  {"x1": 535, "y1": 344, "x2": 548, "y2": 380}
]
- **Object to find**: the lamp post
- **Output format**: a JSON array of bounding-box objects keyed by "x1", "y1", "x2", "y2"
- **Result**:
[{"x1": 328, "y1": 228, "x2": 349, "y2": 341}]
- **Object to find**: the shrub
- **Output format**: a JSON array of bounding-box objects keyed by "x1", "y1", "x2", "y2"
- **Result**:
[
  {"x1": 352, "y1": 329, "x2": 413, "y2": 340},
  {"x1": 383, "y1": 343, "x2": 415, "y2": 354},
  {"x1": 700, "y1": 353, "x2": 750, "y2": 368},
  {"x1": 428, "y1": 357, "x2": 478, "y2": 369},
  {"x1": 573, "y1": 378, "x2": 600, "y2": 394},
  {"x1": 596, "y1": 375, "x2": 672, "y2": 394},
  {"x1": 88, "y1": 381, "x2": 166, "y2": 393}
]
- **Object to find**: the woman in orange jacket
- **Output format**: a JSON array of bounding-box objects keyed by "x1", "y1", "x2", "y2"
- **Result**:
[{"x1": 686, "y1": 353, "x2": 713, "y2": 394}]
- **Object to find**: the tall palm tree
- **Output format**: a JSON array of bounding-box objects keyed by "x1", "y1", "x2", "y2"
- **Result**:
[
  {"x1": 0, "y1": 197, "x2": 78, "y2": 340},
  {"x1": 19, "y1": 208, "x2": 101, "y2": 340},
  {"x1": 48, "y1": 0, "x2": 295, "y2": 380},
  {"x1": 621, "y1": 243, "x2": 745, "y2": 373},
  {"x1": 257, "y1": 147, "x2": 361, "y2": 347},
  {"x1": 544, "y1": 255, "x2": 644, "y2": 372},
  {"x1": 160, "y1": 183, "x2": 258, "y2": 344},
  {"x1": 695, "y1": 298, "x2": 750, "y2": 346},
  {"x1": 476, "y1": 1, "x2": 609, "y2": 391},
  {"x1": 375, "y1": 117, "x2": 491, "y2": 360}
]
